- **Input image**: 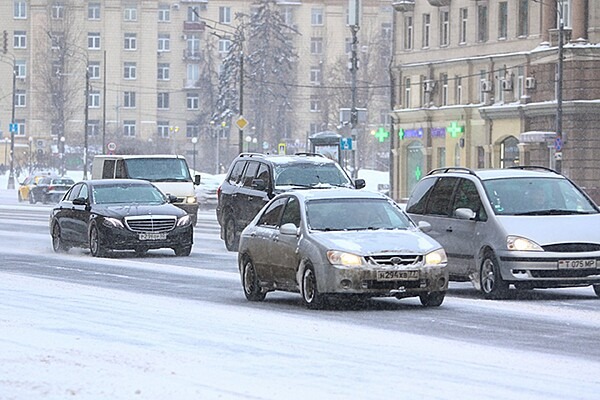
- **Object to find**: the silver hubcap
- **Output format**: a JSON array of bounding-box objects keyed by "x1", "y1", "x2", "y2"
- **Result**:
[
  {"x1": 52, "y1": 225, "x2": 60, "y2": 250},
  {"x1": 244, "y1": 262, "x2": 256, "y2": 294},
  {"x1": 303, "y1": 269, "x2": 315, "y2": 303},
  {"x1": 481, "y1": 258, "x2": 496, "y2": 293},
  {"x1": 90, "y1": 228, "x2": 98, "y2": 254}
]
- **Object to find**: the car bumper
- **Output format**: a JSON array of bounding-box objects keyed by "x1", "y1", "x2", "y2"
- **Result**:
[
  {"x1": 319, "y1": 264, "x2": 448, "y2": 298},
  {"x1": 98, "y1": 224, "x2": 193, "y2": 251},
  {"x1": 498, "y1": 251, "x2": 600, "y2": 287}
]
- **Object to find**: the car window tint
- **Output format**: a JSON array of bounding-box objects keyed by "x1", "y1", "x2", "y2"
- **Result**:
[
  {"x1": 102, "y1": 160, "x2": 115, "y2": 179},
  {"x1": 257, "y1": 197, "x2": 287, "y2": 227},
  {"x1": 242, "y1": 161, "x2": 260, "y2": 187},
  {"x1": 274, "y1": 163, "x2": 351, "y2": 187},
  {"x1": 256, "y1": 163, "x2": 271, "y2": 188},
  {"x1": 228, "y1": 161, "x2": 245, "y2": 184},
  {"x1": 79, "y1": 184, "x2": 89, "y2": 201},
  {"x1": 406, "y1": 177, "x2": 437, "y2": 214},
  {"x1": 66, "y1": 183, "x2": 83, "y2": 201},
  {"x1": 452, "y1": 179, "x2": 487, "y2": 221},
  {"x1": 280, "y1": 197, "x2": 301, "y2": 226},
  {"x1": 115, "y1": 160, "x2": 127, "y2": 178},
  {"x1": 425, "y1": 177, "x2": 458, "y2": 216}
]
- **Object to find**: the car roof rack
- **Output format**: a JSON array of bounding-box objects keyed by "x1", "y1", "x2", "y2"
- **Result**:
[
  {"x1": 508, "y1": 165, "x2": 559, "y2": 174},
  {"x1": 238, "y1": 152, "x2": 266, "y2": 158},
  {"x1": 294, "y1": 152, "x2": 325, "y2": 158},
  {"x1": 426, "y1": 167, "x2": 477, "y2": 177}
]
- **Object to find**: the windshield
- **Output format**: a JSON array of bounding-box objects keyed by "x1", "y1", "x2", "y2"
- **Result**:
[
  {"x1": 307, "y1": 198, "x2": 413, "y2": 231},
  {"x1": 274, "y1": 163, "x2": 353, "y2": 188},
  {"x1": 124, "y1": 158, "x2": 192, "y2": 182},
  {"x1": 482, "y1": 177, "x2": 598, "y2": 216},
  {"x1": 92, "y1": 183, "x2": 167, "y2": 205}
]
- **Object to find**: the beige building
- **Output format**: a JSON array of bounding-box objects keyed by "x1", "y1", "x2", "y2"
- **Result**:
[
  {"x1": 0, "y1": 0, "x2": 394, "y2": 178},
  {"x1": 390, "y1": 0, "x2": 600, "y2": 201}
]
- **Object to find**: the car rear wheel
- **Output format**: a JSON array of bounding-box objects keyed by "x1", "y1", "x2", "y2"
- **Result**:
[
  {"x1": 419, "y1": 291, "x2": 446, "y2": 307},
  {"x1": 480, "y1": 251, "x2": 508, "y2": 299},
  {"x1": 242, "y1": 257, "x2": 266, "y2": 301},
  {"x1": 224, "y1": 216, "x2": 239, "y2": 252},
  {"x1": 89, "y1": 224, "x2": 108, "y2": 257},
  {"x1": 301, "y1": 265, "x2": 327, "y2": 309},
  {"x1": 174, "y1": 246, "x2": 192, "y2": 257},
  {"x1": 593, "y1": 284, "x2": 600, "y2": 298},
  {"x1": 28, "y1": 192, "x2": 36, "y2": 204},
  {"x1": 51, "y1": 223, "x2": 69, "y2": 253}
]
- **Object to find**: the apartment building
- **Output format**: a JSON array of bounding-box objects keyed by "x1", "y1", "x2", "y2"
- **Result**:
[
  {"x1": 0, "y1": 0, "x2": 393, "y2": 176},
  {"x1": 389, "y1": 0, "x2": 600, "y2": 201}
]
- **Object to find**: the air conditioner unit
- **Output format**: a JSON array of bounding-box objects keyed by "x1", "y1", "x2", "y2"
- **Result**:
[
  {"x1": 525, "y1": 77, "x2": 536, "y2": 89},
  {"x1": 501, "y1": 79, "x2": 513, "y2": 91},
  {"x1": 481, "y1": 80, "x2": 492, "y2": 92},
  {"x1": 424, "y1": 79, "x2": 436, "y2": 93}
]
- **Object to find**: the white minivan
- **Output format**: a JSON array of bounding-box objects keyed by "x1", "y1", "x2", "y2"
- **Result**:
[{"x1": 91, "y1": 155, "x2": 201, "y2": 225}]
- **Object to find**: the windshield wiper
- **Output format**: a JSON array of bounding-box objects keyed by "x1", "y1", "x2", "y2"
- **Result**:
[{"x1": 513, "y1": 209, "x2": 595, "y2": 216}]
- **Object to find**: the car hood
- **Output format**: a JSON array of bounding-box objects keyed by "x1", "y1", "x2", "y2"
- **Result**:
[
  {"x1": 311, "y1": 229, "x2": 441, "y2": 255},
  {"x1": 497, "y1": 214, "x2": 600, "y2": 245},
  {"x1": 95, "y1": 203, "x2": 185, "y2": 218}
]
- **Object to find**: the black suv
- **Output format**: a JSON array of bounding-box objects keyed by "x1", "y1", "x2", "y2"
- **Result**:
[{"x1": 217, "y1": 153, "x2": 365, "y2": 251}]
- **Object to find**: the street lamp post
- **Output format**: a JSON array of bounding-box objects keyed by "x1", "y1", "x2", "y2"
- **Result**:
[
  {"x1": 7, "y1": 59, "x2": 16, "y2": 189},
  {"x1": 191, "y1": 136, "x2": 198, "y2": 173}
]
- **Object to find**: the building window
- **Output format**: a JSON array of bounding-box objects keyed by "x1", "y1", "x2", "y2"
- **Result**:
[
  {"x1": 124, "y1": 33, "x2": 137, "y2": 50},
  {"x1": 88, "y1": 32, "x2": 100, "y2": 49},
  {"x1": 157, "y1": 63, "x2": 170, "y2": 80},
  {"x1": 87, "y1": 120, "x2": 100, "y2": 136},
  {"x1": 123, "y1": 91, "x2": 136, "y2": 108},
  {"x1": 477, "y1": 5, "x2": 488, "y2": 42},
  {"x1": 51, "y1": 2, "x2": 64, "y2": 19},
  {"x1": 124, "y1": 6, "x2": 137, "y2": 21},
  {"x1": 157, "y1": 121, "x2": 170, "y2": 138},
  {"x1": 500, "y1": 136, "x2": 519, "y2": 168},
  {"x1": 381, "y1": 22, "x2": 392, "y2": 42},
  {"x1": 88, "y1": 61, "x2": 100, "y2": 79},
  {"x1": 437, "y1": 147, "x2": 446, "y2": 168},
  {"x1": 498, "y1": 2, "x2": 508, "y2": 39},
  {"x1": 187, "y1": 93, "x2": 199, "y2": 110},
  {"x1": 310, "y1": 67, "x2": 321, "y2": 85},
  {"x1": 14, "y1": 0, "x2": 27, "y2": 19},
  {"x1": 422, "y1": 14, "x2": 430, "y2": 48},
  {"x1": 459, "y1": 8, "x2": 468, "y2": 44},
  {"x1": 477, "y1": 146, "x2": 485, "y2": 168},
  {"x1": 123, "y1": 120, "x2": 136, "y2": 137},
  {"x1": 311, "y1": 8, "x2": 323, "y2": 26},
  {"x1": 439, "y1": 10, "x2": 449, "y2": 46},
  {"x1": 158, "y1": 4, "x2": 170, "y2": 22},
  {"x1": 15, "y1": 119, "x2": 26, "y2": 137},
  {"x1": 124, "y1": 62, "x2": 136, "y2": 79},
  {"x1": 518, "y1": 0, "x2": 528, "y2": 37},
  {"x1": 219, "y1": 6, "x2": 231, "y2": 24},
  {"x1": 310, "y1": 37, "x2": 323, "y2": 55},
  {"x1": 404, "y1": 77, "x2": 411, "y2": 109},
  {"x1": 187, "y1": 64, "x2": 200, "y2": 84},
  {"x1": 517, "y1": 66, "x2": 525, "y2": 99},
  {"x1": 218, "y1": 38, "x2": 231, "y2": 53},
  {"x1": 441, "y1": 73, "x2": 448, "y2": 106},
  {"x1": 89, "y1": 90, "x2": 100, "y2": 108},
  {"x1": 455, "y1": 76, "x2": 463, "y2": 105},
  {"x1": 14, "y1": 31, "x2": 27, "y2": 49},
  {"x1": 479, "y1": 70, "x2": 488, "y2": 103},
  {"x1": 310, "y1": 95, "x2": 320, "y2": 112},
  {"x1": 158, "y1": 33, "x2": 170, "y2": 52},
  {"x1": 15, "y1": 90, "x2": 26, "y2": 107},
  {"x1": 15, "y1": 60, "x2": 26, "y2": 78},
  {"x1": 157, "y1": 92, "x2": 170, "y2": 110},
  {"x1": 88, "y1": 2, "x2": 100, "y2": 20},
  {"x1": 186, "y1": 123, "x2": 199, "y2": 138},
  {"x1": 186, "y1": 35, "x2": 200, "y2": 57},
  {"x1": 557, "y1": 0, "x2": 571, "y2": 28},
  {"x1": 404, "y1": 16, "x2": 413, "y2": 50},
  {"x1": 50, "y1": 32, "x2": 64, "y2": 49},
  {"x1": 187, "y1": 6, "x2": 200, "y2": 22}
]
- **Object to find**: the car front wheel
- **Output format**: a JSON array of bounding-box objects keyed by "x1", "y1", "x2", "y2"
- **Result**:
[
  {"x1": 301, "y1": 265, "x2": 326, "y2": 309},
  {"x1": 419, "y1": 291, "x2": 446, "y2": 307},
  {"x1": 28, "y1": 192, "x2": 36, "y2": 204},
  {"x1": 242, "y1": 257, "x2": 266, "y2": 301},
  {"x1": 480, "y1": 251, "x2": 508, "y2": 299},
  {"x1": 89, "y1": 224, "x2": 108, "y2": 257}
]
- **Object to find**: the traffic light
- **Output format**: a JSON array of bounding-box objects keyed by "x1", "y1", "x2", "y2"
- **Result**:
[{"x1": 2, "y1": 30, "x2": 7, "y2": 54}]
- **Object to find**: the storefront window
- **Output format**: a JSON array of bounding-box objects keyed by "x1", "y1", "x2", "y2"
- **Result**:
[
  {"x1": 407, "y1": 141, "x2": 424, "y2": 196},
  {"x1": 500, "y1": 136, "x2": 519, "y2": 167}
]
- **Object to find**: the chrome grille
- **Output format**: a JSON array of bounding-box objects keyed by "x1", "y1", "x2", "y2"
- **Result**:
[
  {"x1": 542, "y1": 243, "x2": 600, "y2": 253},
  {"x1": 125, "y1": 215, "x2": 177, "y2": 233},
  {"x1": 366, "y1": 254, "x2": 422, "y2": 266}
]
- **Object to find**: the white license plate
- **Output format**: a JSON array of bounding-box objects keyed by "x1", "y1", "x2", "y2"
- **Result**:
[
  {"x1": 558, "y1": 259, "x2": 596, "y2": 269},
  {"x1": 139, "y1": 232, "x2": 167, "y2": 241},
  {"x1": 376, "y1": 270, "x2": 419, "y2": 281}
]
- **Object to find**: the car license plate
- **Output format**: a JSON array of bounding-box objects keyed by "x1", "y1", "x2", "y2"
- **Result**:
[
  {"x1": 139, "y1": 232, "x2": 167, "y2": 241},
  {"x1": 376, "y1": 270, "x2": 419, "y2": 281},
  {"x1": 558, "y1": 259, "x2": 596, "y2": 269}
]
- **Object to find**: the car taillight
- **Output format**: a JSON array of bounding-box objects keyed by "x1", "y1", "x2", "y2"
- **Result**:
[{"x1": 48, "y1": 185, "x2": 55, "y2": 191}]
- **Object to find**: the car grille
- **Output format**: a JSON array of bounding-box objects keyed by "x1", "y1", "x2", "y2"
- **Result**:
[
  {"x1": 366, "y1": 254, "x2": 423, "y2": 266},
  {"x1": 542, "y1": 243, "x2": 600, "y2": 252},
  {"x1": 125, "y1": 215, "x2": 177, "y2": 232}
]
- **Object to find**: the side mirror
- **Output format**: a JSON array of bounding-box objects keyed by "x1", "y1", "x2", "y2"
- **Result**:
[
  {"x1": 417, "y1": 220, "x2": 432, "y2": 233},
  {"x1": 194, "y1": 174, "x2": 201, "y2": 186},
  {"x1": 251, "y1": 178, "x2": 267, "y2": 191},
  {"x1": 280, "y1": 223, "x2": 299, "y2": 236},
  {"x1": 354, "y1": 178, "x2": 366, "y2": 189},
  {"x1": 455, "y1": 207, "x2": 476, "y2": 220},
  {"x1": 73, "y1": 197, "x2": 87, "y2": 206},
  {"x1": 167, "y1": 194, "x2": 178, "y2": 203}
]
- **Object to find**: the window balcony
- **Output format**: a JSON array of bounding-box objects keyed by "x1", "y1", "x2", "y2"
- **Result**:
[
  {"x1": 183, "y1": 21, "x2": 206, "y2": 31},
  {"x1": 183, "y1": 79, "x2": 201, "y2": 89},
  {"x1": 427, "y1": 0, "x2": 451, "y2": 6},
  {"x1": 392, "y1": 1, "x2": 415, "y2": 12},
  {"x1": 183, "y1": 49, "x2": 203, "y2": 61}
]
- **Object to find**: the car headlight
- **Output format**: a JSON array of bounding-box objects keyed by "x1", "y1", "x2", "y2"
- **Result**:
[
  {"x1": 424, "y1": 248, "x2": 447, "y2": 265},
  {"x1": 102, "y1": 217, "x2": 124, "y2": 229},
  {"x1": 507, "y1": 235, "x2": 543, "y2": 251},
  {"x1": 327, "y1": 251, "x2": 364, "y2": 267},
  {"x1": 177, "y1": 214, "x2": 192, "y2": 227},
  {"x1": 185, "y1": 196, "x2": 197, "y2": 204}
]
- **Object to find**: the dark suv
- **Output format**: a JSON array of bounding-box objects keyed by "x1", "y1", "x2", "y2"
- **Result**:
[{"x1": 217, "y1": 153, "x2": 365, "y2": 251}]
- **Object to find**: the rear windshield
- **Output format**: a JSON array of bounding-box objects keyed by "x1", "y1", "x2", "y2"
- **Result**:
[
  {"x1": 124, "y1": 158, "x2": 192, "y2": 182},
  {"x1": 482, "y1": 177, "x2": 598, "y2": 216},
  {"x1": 274, "y1": 163, "x2": 353, "y2": 188}
]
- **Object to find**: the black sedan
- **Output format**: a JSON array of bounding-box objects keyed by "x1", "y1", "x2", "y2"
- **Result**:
[
  {"x1": 50, "y1": 179, "x2": 194, "y2": 257},
  {"x1": 29, "y1": 175, "x2": 75, "y2": 204}
]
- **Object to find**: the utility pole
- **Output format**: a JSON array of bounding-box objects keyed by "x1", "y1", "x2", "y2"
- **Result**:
[
  {"x1": 83, "y1": 70, "x2": 90, "y2": 179},
  {"x1": 349, "y1": 0, "x2": 360, "y2": 178},
  {"x1": 7, "y1": 61, "x2": 16, "y2": 189},
  {"x1": 238, "y1": 51, "x2": 244, "y2": 154},
  {"x1": 555, "y1": 0, "x2": 564, "y2": 173},
  {"x1": 102, "y1": 50, "x2": 107, "y2": 155}
]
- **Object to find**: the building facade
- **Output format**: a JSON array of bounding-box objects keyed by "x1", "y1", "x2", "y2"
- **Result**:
[{"x1": 390, "y1": 0, "x2": 600, "y2": 201}]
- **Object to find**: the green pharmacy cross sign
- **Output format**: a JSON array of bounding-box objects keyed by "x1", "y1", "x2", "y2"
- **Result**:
[
  {"x1": 447, "y1": 121, "x2": 464, "y2": 138},
  {"x1": 374, "y1": 127, "x2": 389, "y2": 142}
]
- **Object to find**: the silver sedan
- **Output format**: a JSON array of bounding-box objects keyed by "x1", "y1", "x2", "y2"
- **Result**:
[{"x1": 238, "y1": 188, "x2": 449, "y2": 309}]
